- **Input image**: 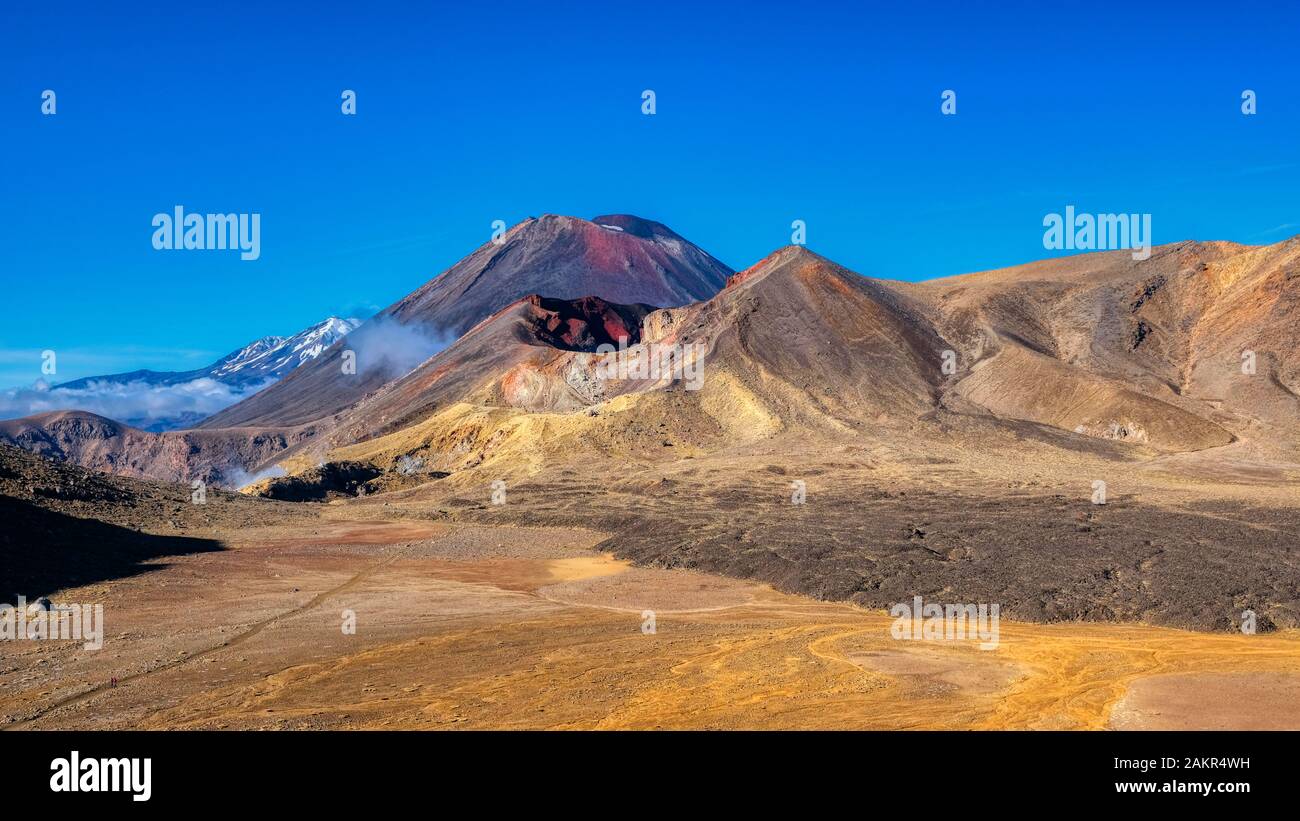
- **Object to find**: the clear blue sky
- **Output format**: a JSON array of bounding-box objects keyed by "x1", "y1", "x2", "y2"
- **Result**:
[{"x1": 3, "y1": 0, "x2": 1298, "y2": 386}]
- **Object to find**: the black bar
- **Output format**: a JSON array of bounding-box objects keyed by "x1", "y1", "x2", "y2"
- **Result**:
[{"x1": 8, "y1": 730, "x2": 1284, "y2": 808}]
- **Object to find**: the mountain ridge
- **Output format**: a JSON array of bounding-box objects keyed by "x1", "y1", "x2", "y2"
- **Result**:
[
  {"x1": 5, "y1": 229, "x2": 1299, "y2": 494},
  {"x1": 56, "y1": 316, "x2": 360, "y2": 392}
]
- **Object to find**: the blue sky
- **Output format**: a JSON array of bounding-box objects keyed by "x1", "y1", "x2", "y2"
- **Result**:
[{"x1": 3, "y1": 0, "x2": 1299, "y2": 386}]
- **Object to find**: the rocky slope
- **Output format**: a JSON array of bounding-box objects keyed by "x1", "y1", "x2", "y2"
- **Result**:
[{"x1": 0, "y1": 410, "x2": 316, "y2": 488}]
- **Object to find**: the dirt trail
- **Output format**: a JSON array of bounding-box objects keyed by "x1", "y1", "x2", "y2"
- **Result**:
[
  {"x1": 5, "y1": 551, "x2": 400, "y2": 730},
  {"x1": 5, "y1": 518, "x2": 1299, "y2": 731}
]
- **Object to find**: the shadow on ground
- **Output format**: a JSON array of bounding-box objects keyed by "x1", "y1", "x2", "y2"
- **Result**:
[{"x1": 0, "y1": 495, "x2": 224, "y2": 602}]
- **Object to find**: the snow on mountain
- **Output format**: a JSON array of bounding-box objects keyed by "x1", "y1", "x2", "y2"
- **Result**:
[
  {"x1": 208, "y1": 316, "x2": 362, "y2": 386},
  {"x1": 0, "y1": 317, "x2": 360, "y2": 432}
]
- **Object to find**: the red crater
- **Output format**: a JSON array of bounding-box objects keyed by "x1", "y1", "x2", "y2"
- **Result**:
[{"x1": 519, "y1": 294, "x2": 655, "y2": 351}]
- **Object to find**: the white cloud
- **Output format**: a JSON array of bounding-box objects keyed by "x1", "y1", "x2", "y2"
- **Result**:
[
  {"x1": 347, "y1": 316, "x2": 452, "y2": 377},
  {"x1": 0, "y1": 377, "x2": 272, "y2": 431}
]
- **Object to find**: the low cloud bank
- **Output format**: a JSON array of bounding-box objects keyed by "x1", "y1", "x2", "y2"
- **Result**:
[
  {"x1": 0, "y1": 318, "x2": 450, "y2": 431},
  {"x1": 0, "y1": 377, "x2": 272, "y2": 431}
]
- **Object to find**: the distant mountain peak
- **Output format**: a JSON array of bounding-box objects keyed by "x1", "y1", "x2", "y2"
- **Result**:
[
  {"x1": 199, "y1": 316, "x2": 362, "y2": 385},
  {"x1": 3, "y1": 316, "x2": 361, "y2": 432}
]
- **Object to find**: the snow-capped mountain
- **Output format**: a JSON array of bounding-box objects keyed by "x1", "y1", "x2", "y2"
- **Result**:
[
  {"x1": 204, "y1": 317, "x2": 362, "y2": 386},
  {"x1": 1, "y1": 317, "x2": 360, "y2": 432}
]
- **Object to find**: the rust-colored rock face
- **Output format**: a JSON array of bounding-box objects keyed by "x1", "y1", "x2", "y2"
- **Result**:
[{"x1": 519, "y1": 295, "x2": 653, "y2": 351}]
